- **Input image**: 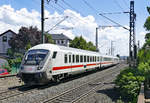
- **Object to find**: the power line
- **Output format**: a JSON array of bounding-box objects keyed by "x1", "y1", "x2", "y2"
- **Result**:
[
  {"x1": 122, "y1": 0, "x2": 129, "y2": 9},
  {"x1": 99, "y1": 12, "x2": 125, "y2": 15},
  {"x1": 112, "y1": 0, "x2": 128, "y2": 17},
  {"x1": 46, "y1": 16, "x2": 68, "y2": 33},
  {"x1": 113, "y1": 0, "x2": 126, "y2": 12},
  {"x1": 82, "y1": 0, "x2": 129, "y2": 30},
  {"x1": 45, "y1": 2, "x2": 64, "y2": 13},
  {"x1": 61, "y1": 0, "x2": 85, "y2": 16}
]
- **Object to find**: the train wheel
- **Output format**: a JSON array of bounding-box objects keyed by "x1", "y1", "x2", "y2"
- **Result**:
[{"x1": 53, "y1": 75, "x2": 60, "y2": 83}]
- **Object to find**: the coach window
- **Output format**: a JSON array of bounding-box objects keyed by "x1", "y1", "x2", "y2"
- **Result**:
[
  {"x1": 87, "y1": 56, "x2": 89, "y2": 62},
  {"x1": 72, "y1": 55, "x2": 75, "y2": 63},
  {"x1": 80, "y1": 55, "x2": 83, "y2": 62},
  {"x1": 52, "y1": 51, "x2": 57, "y2": 59},
  {"x1": 97, "y1": 57, "x2": 99, "y2": 62},
  {"x1": 76, "y1": 55, "x2": 79, "y2": 63},
  {"x1": 64, "y1": 54, "x2": 68, "y2": 63},
  {"x1": 95, "y1": 56, "x2": 96, "y2": 62},
  {"x1": 90, "y1": 56, "x2": 92, "y2": 62},
  {"x1": 69, "y1": 55, "x2": 71, "y2": 63},
  {"x1": 84, "y1": 56, "x2": 86, "y2": 62}
]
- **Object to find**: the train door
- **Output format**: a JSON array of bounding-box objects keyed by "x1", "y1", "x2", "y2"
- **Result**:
[{"x1": 68, "y1": 52, "x2": 72, "y2": 73}]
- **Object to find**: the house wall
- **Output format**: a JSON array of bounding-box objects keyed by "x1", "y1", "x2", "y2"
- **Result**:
[
  {"x1": 0, "y1": 31, "x2": 14, "y2": 54},
  {"x1": 55, "y1": 39, "x2": 70, "y2": 47}
]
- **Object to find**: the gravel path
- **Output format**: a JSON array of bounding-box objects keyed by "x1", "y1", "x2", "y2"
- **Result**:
[
  {"x1": 1, "y1": 63, "x2": 127, "y2": 103},
  {"x1": 0, "y1": 76, "x2": 23, "y2": 91}
]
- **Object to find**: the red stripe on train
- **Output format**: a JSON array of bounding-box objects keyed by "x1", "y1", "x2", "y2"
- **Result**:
[
  {"x1": 52, "y1": 65, "x2": 83, "y2": 70},
  {"x1": 52, "y1": 62, "x2": 113, "y2": 71}
]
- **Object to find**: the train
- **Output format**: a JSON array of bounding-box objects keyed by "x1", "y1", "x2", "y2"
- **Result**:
[{"x1": 18, "y1": 43, "x2": 119, "y2": 85}]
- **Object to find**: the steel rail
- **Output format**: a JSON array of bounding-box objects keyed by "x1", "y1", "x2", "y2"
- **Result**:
[{"x1": 40, "y1": 64, "x2": 127, "y2": 103}]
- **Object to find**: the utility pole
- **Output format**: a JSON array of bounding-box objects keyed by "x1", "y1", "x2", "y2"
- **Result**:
[
  {"x1": 111, "y1": 41, "x2": 115, "y2": 56},
  {"x1": 96, "y1": 25, "x2": 123, "y2": 53},
  {"x1": 96, "y1": 27, "x2": 98, "y2": 51},
  {"x1": 111, "y1": 41, "x2": 113, "y2": 56},
  {"x1": 129, "y1": 1, "x2": 136, "y2": 67},
  {"x1": 41, "y1": 0, "x2": 45, "y2": 43},
  {"x1": 137, "y1": 40, "x2": 140, "y2": 51}
]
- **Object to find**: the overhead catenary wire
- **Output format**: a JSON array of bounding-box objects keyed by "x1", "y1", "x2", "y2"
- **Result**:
[
  {"x1": 113, "y1": 0, "x2": 126, "y2": 12},
  {"x1": 82, "y1": 0, "x2": 129, "y2": 31},
  {"x1": 99, "y1": 12, "x2": 126, "y2": 15},
  {"x1": 61, "y1": 0, "x2": 86, "y2": 17},
  {"x1": 122, "y1": 0, "x2": 129, "y2": 9},
  {"x1": 112, "y1": 0, "x2": 129, "y2": 17}
]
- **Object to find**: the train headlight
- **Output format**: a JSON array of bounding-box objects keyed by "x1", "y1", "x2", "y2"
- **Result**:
[{"x1": 37, "y1": 66, "x2": 43, "y2": 70}]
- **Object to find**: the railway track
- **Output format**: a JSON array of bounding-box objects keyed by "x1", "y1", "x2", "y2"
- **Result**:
[
  {"x1": 36, "y1": 63, "x2": 126, "y2": 103},
  {"x1": 0, "y1": 63, "x2": 126, "y2": 103},
  {"x1": 0, "y1": 74, "x2": 16, "y2": 78},
  {"x1": 0, "y1": 85, "x2": 38, "y2": 102}
]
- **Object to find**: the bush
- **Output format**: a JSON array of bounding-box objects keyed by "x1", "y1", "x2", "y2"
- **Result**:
[
  {"x1": 1, "y1": 63, "x2": 11, "y2": 72},
  {"x1": 115, "y1": 67, "x2": 144, "y2": 102}
]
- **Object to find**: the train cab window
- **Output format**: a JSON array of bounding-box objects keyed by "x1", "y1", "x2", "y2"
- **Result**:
[
  {"x1": 76, "y1": 55, "x2": 79, "y2": 63},
  {"x1": 72, "y1": 55, "x2": 75, "y2": 63},
  {"x1": 84, "y1": 56, "x2": 86, "y2": 62},
  {"x1": 87, "y1": 56, "x2": 89, "y2": 62},
  {"x1": 69, "y1": 55, "x2": 71, "y2": 63},
  {"x1": 80, "y1": 55, "x2": 83, "y2": 62},
  {"x1": 64, "y1": 54, "x2": 68, "y2": 63},
  {"x1": 52, "y1": 51, "x2": 57, "y2": 59}
]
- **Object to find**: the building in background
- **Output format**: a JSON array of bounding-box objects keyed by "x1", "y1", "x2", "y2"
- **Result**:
[
  {"x1": 50, "y1": 33, "x2": 72, "y2": 47},
  {"x1": 0, "y1": 30, "x2": 16, "y2": 55}
]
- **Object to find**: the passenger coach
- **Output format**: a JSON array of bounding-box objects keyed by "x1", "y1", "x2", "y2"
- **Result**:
[{"x1": 18, "y1": 44, "x2": 119, "y2": 85}]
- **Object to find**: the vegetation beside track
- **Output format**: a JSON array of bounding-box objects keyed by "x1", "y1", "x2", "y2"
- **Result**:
[{"x1": 115, "y1": 6, "x2": 150, "y2": 103}]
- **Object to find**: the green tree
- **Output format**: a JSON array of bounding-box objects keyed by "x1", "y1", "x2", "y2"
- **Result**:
[
  {"x1": 144, "y1": 7, "x2": 150, "y2": 31},
  {"x1": 70, "y1": 36, "x2": 87, "y2": 50},
  {"x1": 87, "y1": 41, "x2": 97, "y2": 51},
  {"x1": 9, "y1": 26, "x2": 41, "y2": 53},
  {"x1": 45, "y1": 34, "x2": 55, "y2": 44},
  {"x1": 69, "y1": 36, "x2": 96, "y2": 51},
  {"x1": 25, "y1": 43, "x2": 31, "y2": 51}
]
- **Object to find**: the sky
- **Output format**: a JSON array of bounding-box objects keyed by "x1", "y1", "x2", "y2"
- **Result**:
[{"x1": 0, "y1": 0, "x2": 149, "y2": 56}]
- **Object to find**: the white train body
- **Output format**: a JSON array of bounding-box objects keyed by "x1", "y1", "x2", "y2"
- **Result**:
[{"x1": 18, "y1": 44, "x2": 119, "y2": 85}]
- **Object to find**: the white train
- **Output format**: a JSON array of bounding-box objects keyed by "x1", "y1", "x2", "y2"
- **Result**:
[{"x1": 18, "y1": 44, "x2": 119, "y2": 85}]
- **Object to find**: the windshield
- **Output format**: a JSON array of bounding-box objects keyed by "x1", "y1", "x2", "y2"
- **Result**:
[{"x1": 24, "y1": 49, "x2": 49, "y2": 65}]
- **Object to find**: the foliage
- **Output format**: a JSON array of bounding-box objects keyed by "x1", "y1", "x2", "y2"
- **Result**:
[
  {"x1": 115, "y1": 67, "x2": 144, "y2": 102},
  {"x1": 6, "y1": 52, "x2": 23, "y2": 73},
  {"x1": 144, "y1": 16, "x2": 150, "y2": 31},
  {"x1": 69, "y1": 36, "x2": 97, "y2": 51},
  {"x1": 9, "y1": 26, "x2": 41, "y2": 53},
  {"x1": 25, "y1": 43, "x2": 31, "y2": 51},
  {"x1": 86, "y1": 41, "x2": 97, "y2": 51},
  {"x1": 45, "y1": 34, "x2": 55, "y2": 44},
  {"x1": 115, "y1": 6, "x2": 150, "y2": 103},
  {"x1": 7, "y1": 48, "x2": 14, "y2": 58},
  {"x1": 138, "y1": 47, "x2": 150, "y2": 63},
  {"x1": 1, "y1": 63, "x2": 11, "y2": 72},
  {"x1": 145, "y1": 33, "x2": 150, "y2": 41}
]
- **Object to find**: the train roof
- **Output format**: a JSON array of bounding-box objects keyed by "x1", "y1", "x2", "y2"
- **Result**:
[{"x1": 29, "y1": 43, "x2": 118, "y2": 58}]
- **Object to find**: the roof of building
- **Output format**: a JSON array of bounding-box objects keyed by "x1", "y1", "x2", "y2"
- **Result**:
[
  {"x1": 0, "y1": 30, "x2": 17, "y2": 37},
  {"x1": 50, "y1": 33, "x2": 71, "y2": 40}
]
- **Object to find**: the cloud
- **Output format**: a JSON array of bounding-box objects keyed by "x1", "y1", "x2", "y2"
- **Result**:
[
  {"x1": 0, "y1": 5, "x2": 146, "y2": 56},
  {"x1": 0, "y1": 5, "x2": 40, "y2": 33}
]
